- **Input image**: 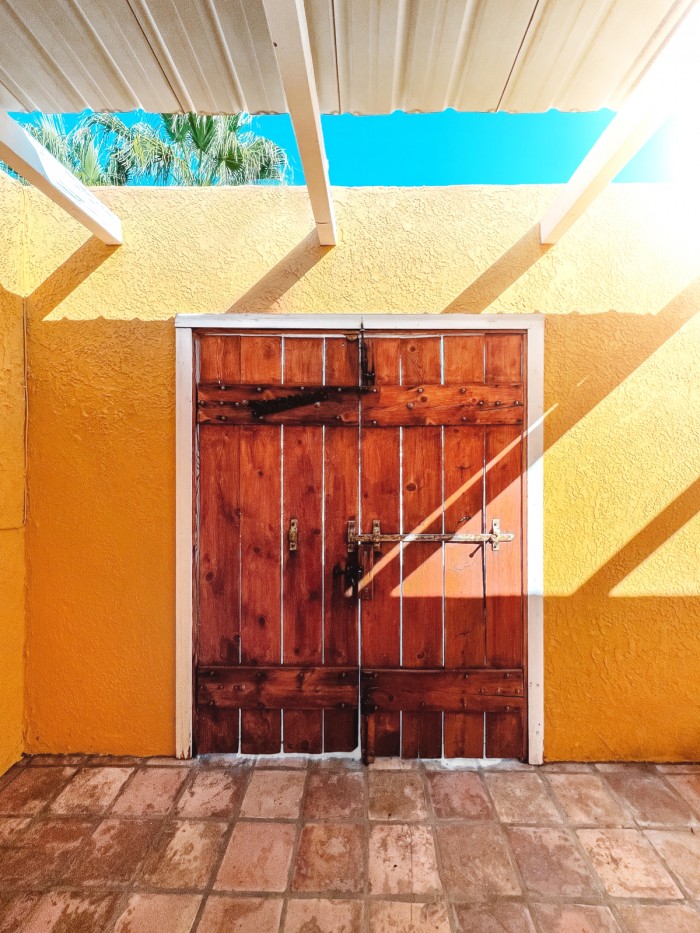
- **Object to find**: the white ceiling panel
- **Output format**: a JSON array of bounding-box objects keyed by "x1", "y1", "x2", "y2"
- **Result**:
[
  {"x1": 0, "y1": 0, "x2": 695, "y2": 115},
  {"x1": 500, "y1": 0, "x2": 696, "y2": 111}
]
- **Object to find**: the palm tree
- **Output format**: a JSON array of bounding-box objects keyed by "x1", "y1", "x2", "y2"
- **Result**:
[
  {"x1": 4, "y1": 114, "x2": 134, "y2": 185},
  {"x1": 87, "y1": 112, "x2": 288, "y2": 186},
  {"x1": 4, "y1": 112, "x2": 287, "y2": 186}
]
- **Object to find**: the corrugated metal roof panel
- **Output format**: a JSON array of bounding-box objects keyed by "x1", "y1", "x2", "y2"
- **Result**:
[{"x1": 0, "y1": 0, "x2": 694, "y2": 115}]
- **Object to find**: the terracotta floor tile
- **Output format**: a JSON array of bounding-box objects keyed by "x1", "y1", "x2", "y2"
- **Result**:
[
  {"x1": 539, "y1": 762, "x2": 594, "y2": 773},
  {"x1": 0, "y1": 894, "x2": 42, "y2": 933},
  {"x1": 85, "y1": 756, "x2": 143, "y2": 767},
  {"x1": 176, "y1": 768, "x2": 247, "y2": 818},
  {"x1": 667, "y1": 774, "x2": 700, "y2": 818},
  {"x1": 240, "y1": 770, "x2": 306, "y2": 819},
  {"x1": 257, "y1": 756, "x2": 308, "y2": 769},
  {"x1": 215, "y1": 821, "x2": 296, "y2": 892},
  {"x1": 50, "y1": 767, "x2": 133, "y2": 815},
  {"x1": 368, "y1": 900, "x2": 451, "y2": 932},
  {"x1": 529, "y1": 903, "x2": 621, "y2": 932},
  {"x1": 0, "y1": 819, "x2": 94, "y2": 887},
  {"x1": 656, "y1": 764, "x2": 700, "y2": 773},
  {"x1": 368, "y1": 772, "x2": 428, "y2": 821},
  {"x1": 453, "y1": 902, "x2": 536, "y2": 932},
  {"x1": 646, "y1": 829, "x2": 700, "y2": 898},
  {"x1": 0, "y1": 816, "x2": 30, "y2": 845},
  {"x1": 436, "y1": 823, "x2": 521, "y2": 900},
  {"x1": 283, "y1": 898, "x2": 363, "y2": 932},
  {"x1": 292, "y1": 823, "x2": 364, "y2": 893},
  {"x1": 22, "y1": 892, "x2": 118, "y2": 932},
  {"x1": 595, "y1": 763, "x2": 652, "y2": 773},
  {"x1": 483, "y1": 772, "x2": 561, "y2": 823},
  {"x1": 113, "y1": 893, "x2": 202, "y2": 933},
  {"x1": 111, "y1": 767, "x2": 187, "y2": 817},
  {"x1": 368, "y1": 758, "x2": 417, "y2": 770},
  {"x1": 63, "y1": 818, "x2": 161, "y2": 886},
  {"x1": 303, "y1": 770, "x2": 365, "y2": 820},
  {"x1": 546, "y1": 773, "x2": 632, "y2": 825},
  {"x1": 604, "y1": 771, "x2": 695, "y2": 827},
  {"x1": 197, "y1": 895, "x2": 283, "y2": 932},
  {"x1": 426, "y1": 771, "x2": 492, "y2": 820},
  {"x1": 0, "y1": 767, "x2": 76, "y2": 816},
  {"x1": 480, "y1": 760, "x2": 532, "y2": 771},
  {"x1": 368, "y1": 824, "x2": 441, "y2": 895},
  {"x1": 146, "y1": 757, "x2": 192, "y2": 767},
  {"x1": 27, "y1": 755, "x2": 87, "y2": 767},
  {"x1": 139, "y1": 819, "x2": 227, "y2": 889},
  {"x1": 577, "y1": 828, "x2": 682, "y2": 898},
  {"x1": 616, "y1": 903, "x2": 700, "y2": 932},
  {"x1": 508, "y1": 826, "x2": 597, "y2": 897}
]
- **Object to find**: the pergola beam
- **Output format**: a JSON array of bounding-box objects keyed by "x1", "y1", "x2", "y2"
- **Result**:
[
  {"x1": 540, "y1": 5, "x2": 700, "y2": 245},
  {"x1": 0, "y1": 111, "x2": 122, "y2": 246},
  {"x1": 262, "y1": 0, "x2": 336, "y2": 246}
]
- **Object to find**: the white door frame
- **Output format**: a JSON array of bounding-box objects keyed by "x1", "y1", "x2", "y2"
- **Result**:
[{"x1": 174, "y1": 313, "x2": 545, "y2": 764}]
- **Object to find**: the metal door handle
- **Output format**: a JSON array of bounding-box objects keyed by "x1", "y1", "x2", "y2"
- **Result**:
[{"x1": 288, "y1": 518, "x2": 298, "y2": 552}]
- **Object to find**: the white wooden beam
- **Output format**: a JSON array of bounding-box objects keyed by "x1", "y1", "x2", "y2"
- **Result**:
[
  {"x1": 0, "y1": 111, "x2": 122, "y2": 245},
  {"x1": 262, "y1": 0, "x2": 336, "y2": 246},
  {"x1": 540, "y1": 5, "x2": 700, "y2": 245}
]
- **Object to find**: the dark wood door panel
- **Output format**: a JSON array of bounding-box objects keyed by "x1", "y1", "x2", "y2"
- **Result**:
[{"x1": 194, "y1": 330, "x2": 527, "y2": 761}]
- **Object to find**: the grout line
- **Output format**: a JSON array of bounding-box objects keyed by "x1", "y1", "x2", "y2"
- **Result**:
[{"x1": 189, "y1": 762, "x2": 257, "y2": 932}]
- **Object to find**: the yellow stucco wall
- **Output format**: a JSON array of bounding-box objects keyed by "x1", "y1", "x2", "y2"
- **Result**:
[
  {"x1": 15, "y1": 182, "x2": 700, "y2": 760},
  {"x1": 0, "y1": 172, "x2": 26, "y2": 774}
]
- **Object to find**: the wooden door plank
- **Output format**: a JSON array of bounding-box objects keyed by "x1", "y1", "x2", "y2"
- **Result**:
[
  {"x1": 283, "y1": 338, "x2": 324, "y2": 753},
  {"x1": 362, "y1": 669, "x2": 524, "y2": 711},
  {"x1": 239, "y1": 336, "x2": 282, "y2": 754},
  {"x1": 323, "y1": 335, "x2": 360, "y2": 751},
  {"x1": 444, "y1": 425, "x2": 486, "y2": 758},
  {"x1": 485, "y1": 422, "x2": 524, "y2": 758},
  {"x1": 325, "y1": 334, "x2": 359, "y2": 386},
  {"x1": 442, "y1": 334, "x2": 487, "y2": 757},
  {"x1": 195, "y1": 332, "x2": 242, "y2": 753},
  {"x1": 198, "y1": 334, "x2": 241, "y2": 383},
  {"x1": 324, "y1": 426, "x2": 359, "y2": 751},
  {"x1": 199, "y1": 666, "x2": 358, "y2": 709},
  {"x1": 444, "y1": 334, "x2": 484, "y2": 384},
  {"x1": 485, "y1": 333, "x2": 522, "y2": 382},
  {"x1": 400, "y1": 333, "x2": 443, "y2": 758},
  {"x1": 361, "y1": 338, "x2": 401, "y2": 757},
  {"x1": 485, "y1": 334, "x2": 525, "y2": 759},
  {"x1": 196, "y1": 425, "x2": 240, "y2": 753}
]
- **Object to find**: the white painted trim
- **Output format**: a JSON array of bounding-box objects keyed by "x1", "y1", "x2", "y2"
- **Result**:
[
  {"x1": 261, "y1": 0, "x2": 336, "y2": 246},
  {"x1": 525, "y1": 320, "x2": 545, "y2": 765},
  {"x1": 174, "y1": 313, "x2": 545, "y2": 764},
  {"x1": 175, "y1": 326, "x2": 194, "y2": 758},
  {"x1": 0, "y1": 111, "x2": 123, "y2": 245},
  {"x1": 175, "y1": 313, "x2": 543, "y2": 331}
]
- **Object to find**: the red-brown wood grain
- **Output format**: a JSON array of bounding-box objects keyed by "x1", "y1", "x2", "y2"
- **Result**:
[
  {"x1": 195, "y1": 329, "x2": 527, "y2": 762},
  {"x1": 239, "y1": 336, "x2": 282, "y2": 754},
  {"x1": 400, "y1": 337, "x2": 442, "y2": 758},
  {"x1": 282, "y1": 338, "x2": 324, "y2": 753},
  {"x1": 360, "y1": 338, "x2": 401, "y2": 757},
  {"x1": 195, "y1": 333, "x2": 243, "y2": 753}
]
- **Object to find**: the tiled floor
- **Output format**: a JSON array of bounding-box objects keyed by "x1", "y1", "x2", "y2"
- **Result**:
[{"x1": 0, "y1": 756, "x2": 699, "y2": 932}]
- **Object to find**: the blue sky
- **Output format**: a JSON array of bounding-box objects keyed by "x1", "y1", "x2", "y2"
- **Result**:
[
  {"x1": 252, "y1": 110, "x2": 671, "y2": 186},
  {"x1": 15, "y1": 109, "x2": 672, "y2": 185}
]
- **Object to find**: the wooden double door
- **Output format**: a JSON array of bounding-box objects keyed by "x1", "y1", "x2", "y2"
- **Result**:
[{"x1": 194, "y1": 328, "x2": 527, "y2": 760}]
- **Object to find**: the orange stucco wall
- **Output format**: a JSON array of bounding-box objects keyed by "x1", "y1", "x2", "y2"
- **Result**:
[
  {"x1": 0, "y1": 173, "x2": 26, "y2": 774},
  {"x1": 8, "y1": 179, "x2": 700, "y2": 761}
]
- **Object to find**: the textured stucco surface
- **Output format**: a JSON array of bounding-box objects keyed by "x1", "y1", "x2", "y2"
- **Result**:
[
  {"x1": 16, "y1": 183, "x2": 700, "y2": 760},
  {"x1": 0, "y1": 171, "x2": 26, "y2": 774}
]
